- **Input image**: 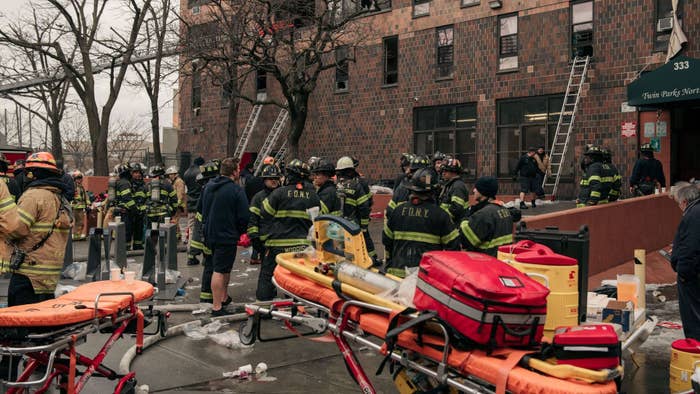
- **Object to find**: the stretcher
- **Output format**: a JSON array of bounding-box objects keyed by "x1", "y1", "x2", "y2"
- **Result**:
[
  {"x1": 0, "y1": 280, "x2": 163, "y2": 394},
  {"x1": 240, "y1": 216, "x2": 622, "y2": 393}
]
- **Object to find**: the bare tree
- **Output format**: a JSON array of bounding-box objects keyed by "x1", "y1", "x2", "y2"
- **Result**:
[
  {"x1": 128, "y1": 0, "x2": 178, "y2": 164},
  {"x1": 0, "y1": 0, "x2": 153, "y2": 175},
  {"x1": 108, "y1": 116, "x2": 149, "y2": 165},
  {"x1": 61, "y1": 111, "x2": 92, "y2": 171},
  {"x1": 181, "y1": 0, "x2": 375, "y2": 157},
  {"x1": 0, "y1": 7, "x2": 73, "y2": 160}
]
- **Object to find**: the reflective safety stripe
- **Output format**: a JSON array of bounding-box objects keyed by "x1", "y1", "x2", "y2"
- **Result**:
[
  {"x1": 200, "y1": 291, "x2": 213, "y2": 300},
  {"x1": 460, "y1": 221, "x2": 481, "y2": 247},
  {"x1": 17, "y1": 265, "x2": 62, "y2": 276},
  {"x1": 344, "y1": 197, "x2": 358, "y2": 206},
  {"x1": 195, "y1": 212, "x2": 203, "y2": 221},
  {"x1": 262, "y1": 199, "x2": 276, "y2": 216},
  {"x1": 320, "y1": 201, "x2": 329, "y2": 215},
  {"x1": 247, "y1": 226, "x2": 259, "y2": 235},
  {"x1": 588, "y1": 175, "x2": 602, "y2": 182},
  {"x1": 190, "y1": 240, "x2": 206, "y2": 250},
  {"x1": 598, "y1": 199, "x2": 609, "y2": 204},
  {"x1": 17, "y1": 208, "x2": 34, "y2": 226},
  {"x1": 29, "y1": 222, "x2": 53, "y2": 232},
  {"x1": 441, "y1": 229, "x2": 460, "y2": 244},
  {"x1": 356, "y1": 193, "x2": 370, "y2": 205},
  {"x1": 117, "y1": 189, "x2": 132, "y2": 196},
  {"x1": 383, "y1": 223, "x2": 394, "y2": 239},
  {"x1": 590, "y1": 191, "x2": 601, "y2": 197},
  {"x1": 275, "y1": 210, "x2": 310, "y2": 219},
  {"x1": 386, "y1": 268, "x2": 406, "y2": 278},
  {"x1": 580, "y1": 180, "x2": 589, "y2": 186},
  {"x1": 393, "y1": 231, "x2": 441, "y2": 244},
  {"x1": 360, "y1": 218, "x2": 370, "y2": 226},
  {"x1": 482, "y1": 233, "x2": 514, "y2": 249},
  {"x1": 451, "y1": 195, "x2": 466, "y2": 207},
  {"x1": 0, "y1": 197, "x2": 16, "y2": 212},
  {"x1": 387, "y1": 200, "x2": 397, "y2": 210},
  {"x1": 416, "y1": 278, "x2": 546, "y2": 325},
  {"x1": 265, "y1": 238, "x2": 311, "y2": 247},
  {"x1": 250, "y1": 206, "x2": 261, "y2": 216},
  {"x1": 576, "y1": 203, "x2": 586, "y2": 208},
  {"x1": 329, "y1": 210, "x2": 342, "y2": 216}
]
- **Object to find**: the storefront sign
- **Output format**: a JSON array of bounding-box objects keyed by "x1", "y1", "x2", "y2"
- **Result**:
[
  {"x1": 621, "y1": 122, "x2": 637, "y2": 137},
  {"x1": 656, "y1": 121, "x2": 667, "y2": 137},
  {"x1": 627, "y1": 56, "x2": 700, "y2": 106},
  {"x1": 643, "y1": 122, "x2": 656, "y2": 137}
]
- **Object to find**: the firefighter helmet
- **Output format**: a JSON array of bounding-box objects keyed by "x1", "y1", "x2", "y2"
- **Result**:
[
  {"x1": 199, "y1": 160, "x2": 219, "y2": 179},
  {"x1": 601, "y1": 148, "x2": 612, "y2": 162},
  {"x1": 584, "y1": 145, "x2": 603, "y2": 156},
  {"x1": 351, "y1": 156, "x2": 360, "y2": 168},
  {"x1": 165, "y1": 166, "x2": 178, "y2": 175},
  {"x1": 71, "y1": 170, "x2": 84, "y2": 179},
  {"x1": 286, "y1": 159, "x2": 310, "y2": 177},
  {"x1": 640, "y1": 143, "x2": 654, "y2": 152},
  {"x1": 400, "y1": 153, "x2": 415, "y2": 168},
  {"x1": 336, "y1": 156, "x2": 355, "y2": 171},
  {"x1": 130, "y1": 162, "x2": 145, "y2": 174},
  {"x1": 311, "y1": 159, "x2": 335, "y2": 174},
  {"x1": 307, "y1": 156, "x2": 321, "y2": 170},
  {"x1": 149, "y1": 164, "x2": 165, "y2": 177},
  {"x1": 432, "y1": 151, "x2": 446, "y2": 163},
  {"x1": 26, "y1": 152, "x2": 59, "y2": 172},
  {"x1": 409, "y1": 155, "x2": 430, "y2": 171},
  {"x1": 115, "y1": 162, "x2": 132, "y2": 176},
  {"x1": 260, "y1": 164, "x2": 282, "y2": 179},
  {"x1": 407, "y1": 168, "x2": 439, "y2": 193},
  {"x1": 441, "y1": 158, "x2": 463, "y2": 173}
]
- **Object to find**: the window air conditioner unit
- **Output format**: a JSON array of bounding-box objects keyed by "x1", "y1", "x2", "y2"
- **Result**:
[
  {"x1": 192, "y1": 5, "x2": 201, "y2": 15},
  {"x1": 657, "y1": 17, "x2": 673, "y2": 32}
]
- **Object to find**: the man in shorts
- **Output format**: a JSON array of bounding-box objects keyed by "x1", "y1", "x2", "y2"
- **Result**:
[
  {"x1": 513, "y1": 147, "x2": 539, "y2": 209},
  {"x1": 198, "y1": 158, "x2": 249, "y2": 316}
]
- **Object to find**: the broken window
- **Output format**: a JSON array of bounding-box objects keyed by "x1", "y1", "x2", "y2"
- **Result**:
[{"x1": 436, "y1": 25, "x2": 454, "y2": 78}]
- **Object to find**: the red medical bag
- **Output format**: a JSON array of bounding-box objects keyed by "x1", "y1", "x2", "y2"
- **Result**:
[
  {"x1": 414, "y1": 251, "x2": 549, "y2": 349},
  {"x1": 552, "y1": 324, "x2": 621, "y2": 370}
]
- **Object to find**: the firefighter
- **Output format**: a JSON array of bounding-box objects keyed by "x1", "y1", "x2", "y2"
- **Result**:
[
  {"x1": 12, "y1": 159, "x2": 27, "y2": 198},
  {"x1": 195, "y1": 160, "x2": 220, "y2": 303},
  {"x1": 3, "y1": 152, "x2": 73, "y2": 306},
  {"x1": 0, "y1": 153, "x2": 20, "y2": 200},
  {"x1": 432, "y1": 151, "x2": 446, "y2": 174},
  {"x1": 602, "y1": 148, "x2": 622, "y2": 202},
  {"x1": 166, "y1": 166, "x2": 186, "y2": 240},
  {"x1": 577, "y1": 146, "x2": 609, "y2": 207},
  {"x1": 438, "y1": 158, "x2": 469, "y2": 223},
  {"x1": 184, "y1": 157, "x2": 205, "y2": 265},
  {"x1": 311, "y1": 159, "x2": 341, "y2": 216},
  {"x1": 248, "y1": 164, "x2": 282, "y2": 268},
  {"x1": 386, "y1": 155, "x2": 430, "y2": 218},
  {"x1": 383, "y1": 167, "x2": 460, "y2": 277},
  {"x1": 459, "y1": 176, "x2": 514, "y2": 256},
  {"x1": 630, "y1": 143, "x2": 666, "y2": 196},
  {"x1": 130, "y1": 163, "x2": 147, "y2": 250},
  {"x1": 0, "y1": 173, "x2": 18, "y2": 271},
  {"x1": 258, "y1": 159, "x2": 321, "y2": 301},
  {"x1": 146, "y1": 165, "x2": 176, "y2": 225},
  {"x1": 336, "y1": 156, "x2": 377, "y2": 262},
  {"x1": 394, "y1": 153, "x2": 415, "y2": 192},
  {"x1": 70, "y1": 170, "x2": 89, "y2": 240},
  {"x1": 113, "y1": 163, "x2": 137, "y2": 248}
]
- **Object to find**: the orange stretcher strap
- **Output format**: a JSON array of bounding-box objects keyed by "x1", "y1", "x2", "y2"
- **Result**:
[
  {"x1": 492, "y1": 349, "x2": 533, "y2": 394},
  {"x1": 273, "y1": 266, "x2": 618, "y2": 394},
  {"x1": 0, "y1": 280, "x2": 154, "y2": 327}
]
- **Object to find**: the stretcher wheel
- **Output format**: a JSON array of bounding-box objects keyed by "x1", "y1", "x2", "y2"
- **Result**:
[{"x1": 239, "y1": 318, "x2": 257, "y2": 345}]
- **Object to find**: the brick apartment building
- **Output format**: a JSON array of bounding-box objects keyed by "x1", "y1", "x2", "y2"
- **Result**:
[{"x1": 178, "y1": 0, "x2": 699, "y2": 198}]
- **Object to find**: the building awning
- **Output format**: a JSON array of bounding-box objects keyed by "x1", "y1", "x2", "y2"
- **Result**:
[{"x1": 627, "y1": 56, "x2": 700, "y2": 106}]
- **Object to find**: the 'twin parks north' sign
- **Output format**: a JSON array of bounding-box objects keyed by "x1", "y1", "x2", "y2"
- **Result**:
[{"x1": 627, "y1": 56, "x2": 700, "y2": 106}]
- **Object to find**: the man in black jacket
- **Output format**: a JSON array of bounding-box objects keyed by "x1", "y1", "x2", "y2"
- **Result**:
[
  {"x1": 248, "y1": 164, "x2": 282, "y2": 266},
  {"x1": 513, "y1": 147, "x2": 538, "y2": 209},
  {"x1": 460, "y1": 176, "x2": 515, "y2": 256},
  {"x1": 670, "y1": 183, "x2": 700, "y2": 340},
  {"x1": 198, "y1": 158, "x2": 249, "y2": 316},
  {"x1": 438, "y1": 158, "x2": 469, "y2": 223},
  {"x1": 630, "y1": 143, "x2": 666, "y2": 196},
  {"x1": 183, "y1": 157, "x2": 205, "y2": 265},
  {"x1": 311, "y1": 159, "x2": 341, "y2": 215}
]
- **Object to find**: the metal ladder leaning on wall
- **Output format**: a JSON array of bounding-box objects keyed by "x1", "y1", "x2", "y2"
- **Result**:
[
  {"x1": 273, "y1": 140, "x2": 288, "y2": 163},
  {"x1": 233, "y1": 104, "x2": 263, "y2": 161},
  {"x1": 253, "y1": 108, "x2": 289, "y2": 174},
  {"x1": 543, "y1": 55, "x2": 591, "y2": 199}
]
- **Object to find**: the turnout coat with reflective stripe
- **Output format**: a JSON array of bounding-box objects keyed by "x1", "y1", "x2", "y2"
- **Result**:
[
  {"x1": 115, "y1": 177, "x2": 136, "y2": 213},
  {"x1": 172, "y1": 177, "x2": 186, "y2": 210},
  {"x1": 459, "y1": 202, "x2": 513, "y2": 257},
  {"x1": 261, "y1": 182, "x2": 321, "y2": 248},
  {"x1": 317, "y1": 180, "x2": 342, "y2": 217},
  {"x1": 438, "y1": 177, "x2": 469, "y2": 223},
  {"x1": 248, "y1": 187, "x2": 274, "y2": 242},
  {"x1": 4, "y1": 185, "x2": 73, "y2": 293},
  {"x1": 0, "y1": 181, "x2": 19, "y2": 266},
  {"x1": 337, "y1": 176, "x2": 371, "y2": 228},
  {"x1": 382, "y1": 199, "x2": 460, "y2": 271},
  {"x1": 578, "y1": 162, "x2": 608, "y2": 206}
]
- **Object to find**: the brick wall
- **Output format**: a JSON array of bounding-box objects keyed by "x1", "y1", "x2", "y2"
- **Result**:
[{"x1": 178, "y1": 0, "x2": 699, "y2": 197}]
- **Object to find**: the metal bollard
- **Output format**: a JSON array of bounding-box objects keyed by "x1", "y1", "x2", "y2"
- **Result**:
[
  {"x1": 86, "y1": 227, "x2": 104, "y2": 281},
  {"x1": 157, "y1": 223, "x2": 177, "y2": 293},
  {"x1": 107, "y1": 221, "x2": 127, "y2": 270},
  {"x1": 142, "y1": 227, "x2": 159, "y2": 283},
  {"x1": 62, "y1": 229, "x2": 74, "y2": 273}
]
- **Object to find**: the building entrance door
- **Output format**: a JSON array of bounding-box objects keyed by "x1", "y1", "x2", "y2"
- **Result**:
[{"x1": 672, "y1": 104, "x2": 700, "y2": 184}]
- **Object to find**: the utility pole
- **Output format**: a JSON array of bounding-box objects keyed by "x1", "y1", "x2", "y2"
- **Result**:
[
  {"x1": 28, "y1": 104, "x2": 33, "y2": 149},
  {"x1": 16, "y1": 104, "x2": 22, "y2": 147}
]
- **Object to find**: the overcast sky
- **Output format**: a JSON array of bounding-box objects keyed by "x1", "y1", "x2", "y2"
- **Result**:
[{"x1": 0, "y1": 0, "x2": 177, "y2": 145}]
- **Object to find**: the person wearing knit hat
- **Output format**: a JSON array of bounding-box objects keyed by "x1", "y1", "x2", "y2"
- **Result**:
[{"x1": 459, "y1": 176, "x2": 516, "y2": 257}]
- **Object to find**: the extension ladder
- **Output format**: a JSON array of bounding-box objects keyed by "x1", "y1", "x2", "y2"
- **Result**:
[
  {"x1": 233, "y1": 104, "x2": 263, "y2": 161},
  {"x1": 253, "y1": 108, "x2": 288, "y2": 174}
]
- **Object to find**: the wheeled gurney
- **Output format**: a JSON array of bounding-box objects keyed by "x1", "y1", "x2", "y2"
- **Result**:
[{"x1": 0, "y1": 280, "x2": 159, "y2": 394}]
